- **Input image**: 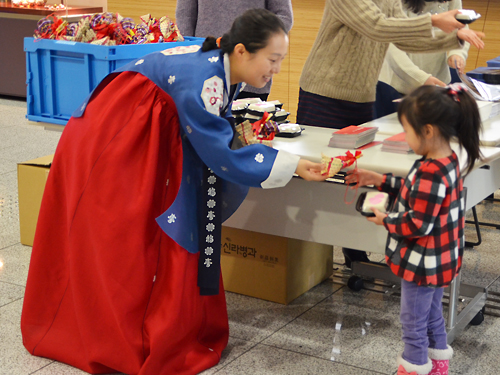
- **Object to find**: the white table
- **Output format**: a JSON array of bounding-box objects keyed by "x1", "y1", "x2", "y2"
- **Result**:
[{"x1": 225, "y1": 126, "x2": 500, "y2": 253}]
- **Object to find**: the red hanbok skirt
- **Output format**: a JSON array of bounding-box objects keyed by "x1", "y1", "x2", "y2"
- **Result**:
[{"x1": 21, "y1": 72, "x2": 229, "y2": 375}]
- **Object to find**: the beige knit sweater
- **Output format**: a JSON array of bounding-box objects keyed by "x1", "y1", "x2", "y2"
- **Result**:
[{"x1": 299, "y1": 0, "x2": 463, "y2": 103}]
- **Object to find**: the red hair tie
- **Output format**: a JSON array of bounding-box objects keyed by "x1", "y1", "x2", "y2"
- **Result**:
[{"x1": 216, "y1": 37, "x2": 222, "y2": 48}]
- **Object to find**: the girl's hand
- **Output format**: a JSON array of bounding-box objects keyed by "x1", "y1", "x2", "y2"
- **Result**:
[
  {"x1": 295, "y1": 159, "x2": 328, "y2": 181},
  {"x1": 366, "y1": 208, "x2": 387, "y2": 226},
  {"x1": 345, "y1": 168, "x2": 384, "y2": 188},
  {"x1": 447, "y1": 55, "x2": 465, "y2": 74},
  {"x1": 431, "y1": 10, "x2": 465, "y2": 33},
  {"x1": 457, "y1": 29, "x2": 485, "y2": 50}
]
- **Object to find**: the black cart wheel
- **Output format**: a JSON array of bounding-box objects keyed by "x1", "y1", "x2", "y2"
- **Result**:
[
  {"x1": 347, "y1": 276, "x2": 364, "y2": 291},
  {"x1": 470, "y1": 310, "x2": 484, "y2": 326}
]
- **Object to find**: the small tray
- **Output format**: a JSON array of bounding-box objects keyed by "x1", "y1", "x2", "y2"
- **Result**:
[
  {"x1": 355, "y1": 191, "x2": 394, "y2": 217},
  {"x1": 456, "y1": 10, "x2": 481, "y2": 24},
  {"x1": 275, "y1": 125, "x2": 303, "y2": 138}
]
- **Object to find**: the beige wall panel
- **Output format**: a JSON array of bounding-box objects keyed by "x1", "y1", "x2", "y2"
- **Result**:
[
  {"x1": 107, "y1": 0, "x2": 177, "y2": 22},
  {"x1": 288, "y1": 0, "x2": 325, "y2": 122}
]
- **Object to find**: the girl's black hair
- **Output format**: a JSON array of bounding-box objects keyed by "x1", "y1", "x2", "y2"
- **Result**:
[
  {"x1": 403, "y1": 0, "x2": 452, "y2": 15},
  {"x1": 201, "y1": 8, "x2": 286, "y2": 53},
  {"x1": 397, "y1": 85, "x2": 482, "y2": 175}
]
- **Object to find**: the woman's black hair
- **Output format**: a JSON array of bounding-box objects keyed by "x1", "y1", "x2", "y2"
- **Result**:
[
  {"x1": 397, "y1": 85, "x2": 482, "y2": 175},
  {"x1": 403, "y1": 0, "x2": 452, "y2": 15},
  {"x1": 201, "y1": 8, "x2": 286, "y2": 53}
]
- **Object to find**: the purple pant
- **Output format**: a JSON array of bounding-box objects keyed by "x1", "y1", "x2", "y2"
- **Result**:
[{"x1": 400, "y1": 279, "x2": 448, "y2": 365}]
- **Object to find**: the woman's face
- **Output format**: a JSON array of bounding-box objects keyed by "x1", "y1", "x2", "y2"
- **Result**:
[{"x1": 239, "y1": 32, "x2": 289, "y2": 88}]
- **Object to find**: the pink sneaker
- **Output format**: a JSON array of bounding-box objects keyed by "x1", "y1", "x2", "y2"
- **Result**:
[{"x1": 428, "y1": 345, "x2": 453, "y2": 375}]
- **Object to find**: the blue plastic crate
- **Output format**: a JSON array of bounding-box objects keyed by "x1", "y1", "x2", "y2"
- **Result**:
[
  {"x1": 24, "y1": 36, "x2": 204, "y2": 125},
  {"x1": 466, "y1": 67, "x2": 500, "y2": 84},
  {"x1": 487, "y1": 57, "x2": 500, "y2": 67}
]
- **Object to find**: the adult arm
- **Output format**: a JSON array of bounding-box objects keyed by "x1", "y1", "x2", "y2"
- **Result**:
[
  {"x1": 176, "y1": 74, "x2": 299, "y2": 188},
  {"x1": 384, "y1": 43, "x2": 433, "y2": 91},
  {"x1": 329, "y1": 0, "x2": 463, "y2": 53},
  {"x1": 175, "y1": 0, "x2": 198, "y2": 36}
]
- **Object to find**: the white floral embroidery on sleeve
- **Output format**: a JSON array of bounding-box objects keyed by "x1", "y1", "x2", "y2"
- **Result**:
[
  {"x1": 201, "y1": 76, "x2": 224, "y2": 115},
  {"x1": 255, "y1": 153, "x2": 264, "y2": 163},
  {"x1": 168, "y1": 75, "x2": 175, "y2": 84},
  {"x1": 208, "y1": 56, "x2": 219, "y2": 63},
  {"x1": 161, "y1": 45, "x2": 201, "y2": 56}
]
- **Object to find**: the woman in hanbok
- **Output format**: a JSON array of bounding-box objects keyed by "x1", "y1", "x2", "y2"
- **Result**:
[{"x1": 21, "y1": 9, "x2": 326, "y2": 375}]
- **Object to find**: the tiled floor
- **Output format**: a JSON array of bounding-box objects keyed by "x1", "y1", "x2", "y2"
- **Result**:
[{"x1": 2, "y1": 96, "x2": 500, "y2": 374}]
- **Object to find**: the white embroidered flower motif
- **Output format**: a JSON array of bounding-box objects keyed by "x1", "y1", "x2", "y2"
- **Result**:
[
  {"x1": 167, "y1": 213, "x2": 176, "y2": 223},
  {"x1": 206, "y1": 223, "x2": 215, "y2": 232},
  {"x1": 205, "y1": 247, "x2": 214, "y2": 256},
  {"x1": 208, "y1": 175, "x2": 216, "y2": 184},
  {"x1": 168, "y1": 75, "x2": 175, "y2": 84},
  {"x1": 208, "y1": 56, "x2": 219, "y2": 63},
  {"x1": 208, "y1": 187, "x2": 216, "y2": 197},
  {"x1": 204, "y1": 258, "x2": 213, "y2": 267},
  {"x1": 255, "y1": 153, "x2": 264, "y2": 163},
  {"x1": 161, "y1": 45, "x2": 201, "y2": 56},
  {"x1": 201, "y1": 76, "x2": 223, "y2": 115},
  {"x1": 207, "y1": 211, "x2": 215, "y2": 220},
  {"x1": 206, "y1": 234, "x2": 214, "y2": 243},
  {"x1": 207, "y1": 199, "x2": 216, "y2": 209},
  {"x1": 221, "y1": 166, "x2": 228, "y2": 172},
  {"x1": 186, "y1": 125, "x2": 193, "y2": 134},
  {"x1": 135, "y1": 59, "x2": 144, "y2": 65}
]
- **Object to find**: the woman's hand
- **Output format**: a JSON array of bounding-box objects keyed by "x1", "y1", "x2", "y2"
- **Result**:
[
  {"x1": 431, "y1": 10, "x2": 465, "y2": 33},
  {"x1": 367, "y1": 208, "x2": 387, "y2": 226},
  {"x1": 457, "y1": 29, "x2": 485, "y2": 50},
  {"x1": 295, "y1": 159, "x2": 328, "y2": 181},
  {"x1": 447, "y1": 55, "x2": 466, "y2": 74},
  {"x1": 345, "y1": 168, "x2": 383, "y2": 188},
  {"x1": 424, "y1": 76, "x2": 446, "y2": 87}
]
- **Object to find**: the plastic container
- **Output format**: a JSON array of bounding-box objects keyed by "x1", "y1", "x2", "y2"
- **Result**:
[
  {"x1": 24, "y1": 36, "x2": 204, "y2": 125},
  {"x1": 487, "y1": 57, "x2": 500, "y2": 68},
  {"x1": 466, "y1": 67, "x2": 500, "y2": 84}
]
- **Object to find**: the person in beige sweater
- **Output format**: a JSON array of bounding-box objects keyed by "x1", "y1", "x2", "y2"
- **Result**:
[
  {"x1": 297, "y1": 0, "x2": 483, "y2": 129},
  {"x1": 296, "y1": 0, "x2": 484, "y2": 277}
]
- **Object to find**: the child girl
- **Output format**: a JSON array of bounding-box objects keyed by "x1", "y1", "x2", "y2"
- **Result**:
[{"x1": 346, "y1": 85, "x2": 482, "y2": 375}]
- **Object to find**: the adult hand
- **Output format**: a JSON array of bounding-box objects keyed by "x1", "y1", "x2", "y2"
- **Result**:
[
  {"x1": 431, "y1": 10, "x2": 465, "y2": 33},
  {"x1": 424, "y1": 76, "x2": 446, "y2": 87},
  {"x1": 457, "y1": 29, "x2": 485, "y2": 50},
  {"x1": 295, "y1": 159, "x2": 328, "y2": 181},
  {"x1": 448, "y1": 55, "x2": 466, "y2": 74},
  {"x1": 345, "y1": 168, "x2": 383, "y2": 188},
  {"x1": 366, "y1": 208, "x2": 387, "y2": 226}
]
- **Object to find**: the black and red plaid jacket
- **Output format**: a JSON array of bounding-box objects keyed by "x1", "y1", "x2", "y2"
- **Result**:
[{"x1": 379, "y1": 152, "x2": 464, "y2": 287}]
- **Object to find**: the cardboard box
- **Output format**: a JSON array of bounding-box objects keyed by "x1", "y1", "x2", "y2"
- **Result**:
[
  {"x1": 17, "y1": 155, "x2": 54, "y2": 246},
  {"x1": 221, "y1": 226, "x2": 333, "y2": 304}
]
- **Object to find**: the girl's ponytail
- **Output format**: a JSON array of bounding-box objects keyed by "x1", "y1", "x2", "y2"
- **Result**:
[{"x1": 451, "y1": 86, "x2": 482, "y2": 175}]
